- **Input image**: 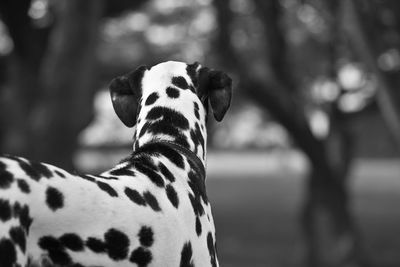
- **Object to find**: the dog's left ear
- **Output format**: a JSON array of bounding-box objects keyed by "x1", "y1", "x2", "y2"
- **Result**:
[
  {"x1": 200, "y1": 68, "x2": 232, "y2": 122},
  {"x1": 109, "y1": 66, "x2": 147, "y2": 127}
]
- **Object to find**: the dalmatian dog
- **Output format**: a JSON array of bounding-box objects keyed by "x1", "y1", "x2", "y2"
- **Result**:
[{"x1": 0, "y1": 61, "x2": 232, "y2": 267}]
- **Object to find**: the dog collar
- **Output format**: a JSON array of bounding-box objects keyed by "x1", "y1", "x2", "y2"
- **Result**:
[{"x1": 149, "y1": 140, "x2": 206, "y2": 181}]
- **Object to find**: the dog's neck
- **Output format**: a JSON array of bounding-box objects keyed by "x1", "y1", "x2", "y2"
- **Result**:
[{"x1": 133, "y1": 90, "x2": 207, "y2": 165}]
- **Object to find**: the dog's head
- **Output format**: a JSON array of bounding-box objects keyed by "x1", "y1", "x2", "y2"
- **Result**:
[{"x1": 109, "y1": 61, "x2": 232, "y2": 127}]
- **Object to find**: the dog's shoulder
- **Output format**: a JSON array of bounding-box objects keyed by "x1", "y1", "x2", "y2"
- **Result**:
[{"x1": 0, "y1": 154, "x2": 70, "y2": 184}]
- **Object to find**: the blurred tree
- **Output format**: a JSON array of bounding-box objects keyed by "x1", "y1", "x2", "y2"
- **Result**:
[
  {"x1": 343, "y1": 0, "x2": 400, "y2": 149},
  {"x1": 299, "y1": 2, "x2": 362, "y2": 266},
  {"x1": 0, "y1": 0, "x2": 51, "y2": 158},
  {"x1": 211, "y1": 0, "x2": 399, "y2": 266},
  {"x1": 0, "y1": 0, "x2": 146, "y2": 169},
  {"x1": 0, "y1": 0, "x2": 104, "y2": 170},
  {"x1": 31, "y1": 0, "x2": 105, "y2": 170}
]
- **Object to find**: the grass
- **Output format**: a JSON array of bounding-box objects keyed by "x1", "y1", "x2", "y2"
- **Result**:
[{"x1": 207, "y1": 169, "x2": 400, "y2": 267}]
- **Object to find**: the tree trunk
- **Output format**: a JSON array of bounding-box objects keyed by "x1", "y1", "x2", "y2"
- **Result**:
[
  {"x1": 301, "y1": 122, "x2": 369, "y2": 267},
  {"x1": 213, "y1": 1, "x2": 366, "y2": 266},
  {"x1": 30, "y1": 0, "x2": 104, "y2": 170},
  {"x1": 0, "y1": 0, "x2": 49, "y2": 155},
  {"x1": 301, "y1": 1, "x2": 368, "y2": 265},
  {"x1": 343, "y1": 0, "x2": 400, "y2": 150}
]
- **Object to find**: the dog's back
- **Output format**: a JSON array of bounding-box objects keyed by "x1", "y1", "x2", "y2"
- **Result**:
[{"x1": 0, "y1": 151, "x2": 215, "y2": 266}]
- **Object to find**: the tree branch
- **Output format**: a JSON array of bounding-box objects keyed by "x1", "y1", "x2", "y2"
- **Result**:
[{"x1": 343, "y1": 0, "x2": 400, "y2": 150}]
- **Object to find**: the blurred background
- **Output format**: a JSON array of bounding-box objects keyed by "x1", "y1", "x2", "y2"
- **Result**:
[{"x1": 0, "y1": 0, "x2": 400, "y2": 266}]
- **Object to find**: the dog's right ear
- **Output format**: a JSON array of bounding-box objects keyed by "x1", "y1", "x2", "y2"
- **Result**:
[
  {"x1": 109, "y1": 65, "x2": 147, "y2": 127},
  {"x1": 199, "y1": 67, "x2": 232, "y2": 122}
]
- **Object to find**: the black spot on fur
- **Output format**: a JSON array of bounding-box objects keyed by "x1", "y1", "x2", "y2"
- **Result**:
[
  {"x1": 130, "y1": 247, "x2": 152, "y2": 267},
  {"x1": 146, "y1": 121, "x2": 184, "y2": 140},
  {"x1": 31, "y1": 161, "x2": 52, "y2": 178},
  {"x1": 172, "y1": 76, "x2": 189, "y2": 89},
  {"x1": 158, "y1": 162, "x2": 175, "y2": 182},
  {"x1": 136, "y1": 143, "x2": 185, "y2": 169},
  {"x1": 46, "y1": 187, "x2": 64, "y2": 211},
  {"x1": 191, "y1": 123, "x2": 205, "y2": 155},
  {"x1": 207, "y1": 232, "x2": 217, "y2": 267},
  {"x1": 59, "y1": 233, "x2": 84, "y2": 251},
  {"x1": 196, "y1": 123, "x2": 205, "y2": 150},
  {"x1": 0, "y1": 199, "x2": 11, "y2": 222},
  {"x1": 135, "y1": 161, "x2": 164, "y2": 187},
  {"x1": 19, "y1": 205, "x2": 33, "y2": 232},
  {"x1": 0, "y1": 238, "x2": 17, "y2": 267},
  {"x1": 188, "y1": 170, "x2": 207, "y2": 203},
  {"x1": 12, "y1": 202, "x2": 21, "y2": 218},
  {"x1": 189, "y1": 193, "x2": 204, "y2": 218},
  {"x1": 158, "y1": 145, "x2": 185, "y2": 169},
  {"x1": 38, "y1": 236, "x2": 62, "y2": 251},
  {"x1": 175, "y1": 136, "x2": 190, "y2": 149},
  {"x1": 109, "y1": 168, "x2": 135, "y2": 177},
  {"x1": 143, "y1": 191, "x2": 161, "y2": 212},
  {"x1": 187, "y1": 169, "x2": 208, "y2": 221},
  {"x1": 9, "y1": 226, "x2": 26, "y2": 253},
  {"x1": 166, "y1": 184, "x2": 179, "y2": 208},
  {"x1": 48, "y1": 249, "x2": 72, "y2": 265},
  {"x1": 17, "y1": 159, "x2": 40, "y2": 181},
  {"x1": 189, "y1": 85, "x2": 196, "y2": 93},
  {"x1": 190, "y1": 130, "x2": 199, "y2": 155},
  {"x1": 195, "y1": 217, "x2": 202, "y2": 236},
  {"x1": 139, "y1": 122, "x2": 151, "y2": 138},
  {"x1": 180, "y1": 242, "x2": 194, "y2": 267},
  {"x1": 105, "y1": 228, "x2": 130, "y2": 260},
  {"x1": 16, "y1": 159, "x2": 53, "y2": 181},
  {"x1": 86, "y1": 237, "x2": 106, "y2": 253},
  {"x1": 138, "y1": 226, "x2": 154, "y2": 247},
  {"x1": 194, "y1": 102, "x2": 200, "y2": 119},
  {"x1": 146, "y1": 107, "x2": 189, "y2": 129},
  {"x1": 17, "y1": 179, "x2": 30, "y2": 193},
  {"x1": 166, "y1": 86, "x2": 180, "y2": 98},
  {"x1": 97, "y1": 175, "x2": 119, "y2": 180},
  {"x1": 0, "y1": 161, "x2": 14, "y2": 189},
  {"x1": 188, "y1": 160, "x2": 205, "y2": 183},
  {"x1": 96, "y1": 181, "x2": 118, "y2": 197},
  {"x1": 125, "y1": 187, "x2": 146, "y2": 206},
  {"x1": 54, "y1": 170, "x2": 66, "y2": 178},
  {"x1": 145, "y1": 92, "x2": 159, "y2": 106},
  {"x1": 132, "y1": 154, "x2": 158, "y2": 170},
  {"x1": 39, "y1": 235, "x2": 72, "y2": 265},
  {"x1": 79, "y1": 174, "x2": 95, "y2": 183}
]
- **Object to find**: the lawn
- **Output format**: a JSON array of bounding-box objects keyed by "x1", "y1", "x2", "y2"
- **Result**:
[{"x1": 207, "y1": 160, "x2": 400, "y2": 267}]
